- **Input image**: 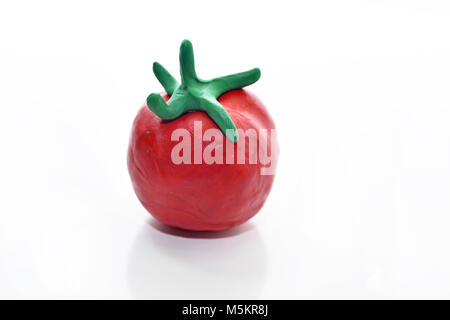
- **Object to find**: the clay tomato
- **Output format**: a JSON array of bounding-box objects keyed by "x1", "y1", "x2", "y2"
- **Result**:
[{"x1": 128, "y1": 40, "x2": 279, "y2": 231}]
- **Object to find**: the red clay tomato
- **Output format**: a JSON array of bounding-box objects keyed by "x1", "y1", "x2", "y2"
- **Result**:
[{"x1": 127, "y1": 40, "x2": 279, "y2": 231}]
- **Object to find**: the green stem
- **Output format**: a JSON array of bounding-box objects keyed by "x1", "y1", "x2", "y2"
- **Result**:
[
  {"x1": 146, "y1": 39, "x2": 261, "y2": 142},
  {"x1": 152, "y1": 62, "x2": 178, "y2": 95}
]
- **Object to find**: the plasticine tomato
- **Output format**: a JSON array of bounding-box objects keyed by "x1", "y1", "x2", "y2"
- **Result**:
[{"x1": 128, "y1": 40, "x2": 279, "y2": 231}]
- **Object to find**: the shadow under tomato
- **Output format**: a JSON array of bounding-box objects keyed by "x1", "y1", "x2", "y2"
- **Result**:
[
  {"x1": 148, "y1": 219, "x2": 256, "y2": 239},
  {"x1": 127, "y1": 218, "x2": 268, "y2": 299}
]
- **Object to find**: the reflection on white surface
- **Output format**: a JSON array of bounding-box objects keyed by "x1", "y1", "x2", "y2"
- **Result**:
[{"x1": 128, "y1": 220, "x2": 268, "y2": 299}]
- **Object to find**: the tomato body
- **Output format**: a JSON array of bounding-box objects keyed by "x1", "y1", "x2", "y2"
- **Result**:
[{"x1": 127, "y1": 89, "x2": 279, "y2": 231}]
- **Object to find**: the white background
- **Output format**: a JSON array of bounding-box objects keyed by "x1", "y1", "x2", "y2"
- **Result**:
[{"x1": 1, "y1": 0, "x2": 450, "y2": 299}]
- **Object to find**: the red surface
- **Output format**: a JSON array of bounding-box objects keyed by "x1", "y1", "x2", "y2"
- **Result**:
[{"x1": 127, "y1": 89, "x2": 279, "y2": 231}]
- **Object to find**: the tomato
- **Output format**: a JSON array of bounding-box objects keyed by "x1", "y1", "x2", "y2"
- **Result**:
[{"x1": 127, "y1": 40, "x2": 279, "y2": 231}]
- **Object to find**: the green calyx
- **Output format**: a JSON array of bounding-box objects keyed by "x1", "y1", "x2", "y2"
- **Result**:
[{"x1": 147, "y1": 40, "x2": 261, "y2": 142}]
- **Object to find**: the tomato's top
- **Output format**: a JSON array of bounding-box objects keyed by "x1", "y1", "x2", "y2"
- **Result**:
[{"x1": 146, "y1": 40, "x2": 261, "y2": 142}]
